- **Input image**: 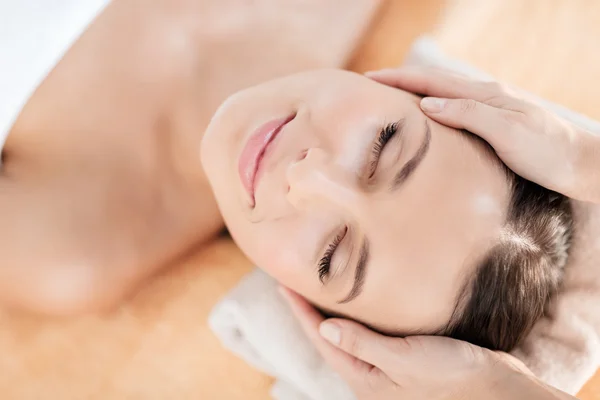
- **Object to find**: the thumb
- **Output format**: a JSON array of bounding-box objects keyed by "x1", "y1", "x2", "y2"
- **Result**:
[
  {"x1": 419, "y1": 97, "x2": 515, "y2": 149},
  {"x1": 320, "y1": 319, "x2": 406, "y2": 373}
]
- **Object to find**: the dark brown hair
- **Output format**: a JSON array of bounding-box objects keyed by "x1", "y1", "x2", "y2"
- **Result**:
[{"x1": 444, "y1": 172, "x2": 573, "y2": 351}]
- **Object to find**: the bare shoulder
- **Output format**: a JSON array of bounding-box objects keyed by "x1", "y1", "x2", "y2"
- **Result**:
[{"x1": 0, "y1": 0, "x2": 225, "y2": 298}]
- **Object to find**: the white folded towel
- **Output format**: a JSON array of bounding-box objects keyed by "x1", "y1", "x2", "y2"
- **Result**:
[
  {"x1": 209, "y1": 269, "x2": 355, "y2": 400},
  {"x1": 209, "y1": 36, "x2": 600, "y2": 400}
]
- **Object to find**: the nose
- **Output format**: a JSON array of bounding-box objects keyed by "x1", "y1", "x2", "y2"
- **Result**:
[{"x1": 286, "y1": 148, "x2": 361, "y2": 213}]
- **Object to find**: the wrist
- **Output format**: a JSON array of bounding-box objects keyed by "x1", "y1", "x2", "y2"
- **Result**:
[
  {"x1": 574, "y1": 127, "x2": 600, "y2": 203},
  {"x1": 447, "y1": 353, "x2": 512, "y2": 400},
  {"x1": 473, "y1": 359, "x2": 519, "y2": 399},
  {"x1": 465, "y1": 356, "x2": 552, "y2": 400},
  {"x1": 470, "y1": 358, "x2": 577, "y2": 400}
]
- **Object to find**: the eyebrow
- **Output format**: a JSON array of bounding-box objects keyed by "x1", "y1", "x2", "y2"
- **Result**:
[
  {"x1": 338, "y1": 238, "x2": 370, "y2": 304},
  {"x1": 390, "y1": 121, "x2": 432, "y2": 192}
]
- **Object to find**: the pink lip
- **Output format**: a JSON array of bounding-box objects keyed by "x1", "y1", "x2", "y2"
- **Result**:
[{"x1": 238, "y1": 114, "x2": 295, "y2": 206}]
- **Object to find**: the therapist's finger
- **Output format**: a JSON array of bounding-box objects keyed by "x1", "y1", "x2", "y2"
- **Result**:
[
  {"x1": 366, "y1": 67, "x2": 505, "y2": 102},
  {"x1": 278, "y1": 287, "x2": 377, "y2": 381},
  {"x1": 317, "y1": 318, "x2": 409, "y2": 373},
  {"x1": 418, "y1": 97, "x2": 519, "y2": 150}
]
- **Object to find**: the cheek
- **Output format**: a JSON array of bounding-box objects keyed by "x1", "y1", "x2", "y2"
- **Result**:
[
  {"x1": 229, "y1": 220, "x2": 295, "y2": 273},
  {"x1": 201, "y1": 111, "x2": 238, "y2": 196},
  {"x1": 230, "y1": 218, "x2": 324, "y2": 296}
]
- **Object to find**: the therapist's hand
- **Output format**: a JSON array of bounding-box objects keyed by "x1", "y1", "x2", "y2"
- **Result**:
[
  {"x1": 279, "y1": 287, "x2": 530, "y2": 400},
  {"x1": 367, "y1": 67, "x2": 600, "y2": 204}
]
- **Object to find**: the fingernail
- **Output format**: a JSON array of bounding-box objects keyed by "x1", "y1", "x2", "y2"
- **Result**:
[
  {"x1": 421, "y1": 97, "x2": 447, "y2": 113},
  {"x1": 319, "y1": 322, "x2": 341, "y2": 345}
]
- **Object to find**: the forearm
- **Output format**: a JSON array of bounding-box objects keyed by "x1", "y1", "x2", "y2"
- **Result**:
[
  {"x1": 494, "y1": 375, "x2": 578, "y2": 400},
  {"x1": 575, "y1": 127, "x2": 600, "y2": 204},
  {"x1": 470, "y1": 365, "x2": 579, "y2": 400}
]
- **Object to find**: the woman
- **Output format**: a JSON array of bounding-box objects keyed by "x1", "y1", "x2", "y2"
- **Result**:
[
  {"x1": 201, "y1": 68, "x2": 574, "y2": 352},
  {"x1": 2, "y1": 0, "x2": 595, "y2": 364}
]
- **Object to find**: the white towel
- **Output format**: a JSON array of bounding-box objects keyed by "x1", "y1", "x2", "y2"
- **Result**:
[
  {"x1": 209, "y1": 36, "x2": 600, "y2": 399},
  {"x1": 209, "y1": 269, "x2": 355, "y2": 400}
]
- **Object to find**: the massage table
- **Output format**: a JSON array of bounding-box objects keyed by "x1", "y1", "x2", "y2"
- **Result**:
[{"x1": 0, "y1": 0, "x2": 598, "y2": 399}]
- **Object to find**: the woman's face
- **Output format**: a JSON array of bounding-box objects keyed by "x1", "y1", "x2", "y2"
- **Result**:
[{"x1": 202, "y1": 70, "x2": 510, "y2": 334}]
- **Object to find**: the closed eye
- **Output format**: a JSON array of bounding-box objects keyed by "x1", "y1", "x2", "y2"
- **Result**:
[
  {"x1": 317, "y1": 226, "x2": 347, "y2": 284},
  {"x1": 369, "y1": 120, "x2": 402, "y2": 178}
]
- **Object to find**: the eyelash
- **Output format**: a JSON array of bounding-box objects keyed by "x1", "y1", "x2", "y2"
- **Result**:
[
  {"x1": 316, "y1": 122, "x2": 397, "y2": 283},
  {"x1": 318, "y1": 227, "x2": 347, "y2": 284},
  {"x1": 369, "y1": 122, "x2": 399, "y2": 178}
]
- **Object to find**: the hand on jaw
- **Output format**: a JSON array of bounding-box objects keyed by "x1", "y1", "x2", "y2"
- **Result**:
[{"x1": 280, "y1": 287, "x2": 576, "y2": 400}]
